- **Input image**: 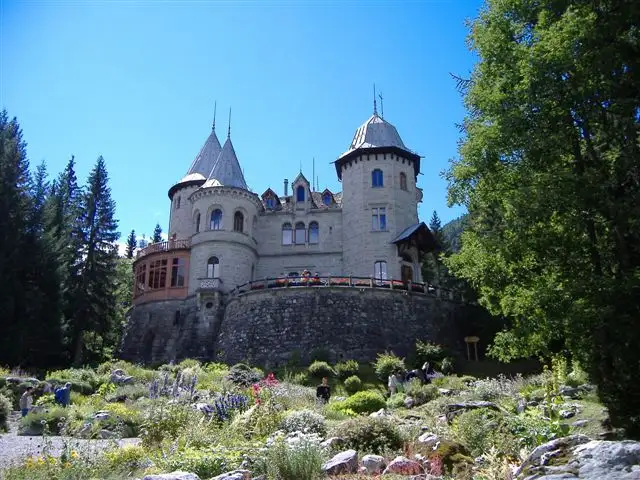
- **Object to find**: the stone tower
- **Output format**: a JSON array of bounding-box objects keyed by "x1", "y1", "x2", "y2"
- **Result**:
[{"x1": 337, "y1": 104, "x2": 423, "y2": 282}]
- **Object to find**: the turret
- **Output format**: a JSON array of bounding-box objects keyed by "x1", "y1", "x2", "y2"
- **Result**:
[{"x1": 336, "y1": 102, "x2": 433, "y2": 283}]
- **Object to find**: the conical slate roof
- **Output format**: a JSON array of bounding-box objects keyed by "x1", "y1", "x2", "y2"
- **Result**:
[
  {"x1": 339, "y1": 113, "x2": 408, "y2": 159},
  {"x1": 185, "y1": 127, "x2": 222, "y2": 178},
  {"x1": 203, "y1": 136, "x2": 248, "y2": 190}
]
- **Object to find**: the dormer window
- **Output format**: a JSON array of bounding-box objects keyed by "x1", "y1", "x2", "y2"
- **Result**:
[
  {"x1": 296, "y1": 185, "x2": 305, "y2": 202},
  {"x1": 322, "y1": 192, "x2": 332, "y2": 206}
]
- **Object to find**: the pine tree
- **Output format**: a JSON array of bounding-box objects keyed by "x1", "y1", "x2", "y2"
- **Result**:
[
  {"x1": 70, "y1": 156, "x2": 120, "y2": 365},
  {"x1": 152, "y1": 223, "x2": 163, "y2": 243},
  {"x1": 0, "y1": 111, "x2": 33, "y2": 366},
  {"x1": 125, "y1": 229, "x2": 137, "y2": 259}
]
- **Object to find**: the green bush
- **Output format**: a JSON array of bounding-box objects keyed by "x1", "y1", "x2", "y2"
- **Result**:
[
  {"x1": 334, "y1": 360, "x2": 359, "y2": 380},
  {"x1": 307, "y1": 361, "x2": 334, "y2": 379},
  {"x1": 105, "y1": 384, "x2": 148, "y2": 403},
  {"x1": 330, "y1": 416, "x2": 404, "y2": 454},
  {"x1": 46, "y1": 368, "x2": 104, "y2": 394},
  {"x1": 158, "y1": 446, "x2": 244, "y2": 479},
  {"x1": 452, "y1": 408, "x2": 504, "y2": 457},
  {"x1": 373, "y1": 352, "x2": 405, "y2": 381},
  {"x1": 226, "y1": 363, "x2": 263, "y2": 386},
  {"x1": 343, "y1": 375, "x2": 362, "y2": 395},
  {"x1": 290, "y1": 372, "x2": 309, "y2": 386},
  {"x1": 405, "y1": 380, "x2": 439, "y2": 406},
  {"x1": 440, "y1": 357, "x2": 455, "y2": 375},
  {"x1": 20, "y1": 407, "x2": 69, "y2": 435},
  {"x1": 415, "y1": 340, "x2": 447, "y2": 367},
  {"x1": 432, "y1": 375, "x2": 475, "y2": 391},
  {"x1": 140, "y1": 400, "x2": 195, "y2": 447},
  {"x1": 386, "y1": 393, "x2": 407, "y2": 409},
  {"x1": 333, "y1": 390, "x2": 386, "y2": 415},
  {"x1": 280, "y1": 409, "x2": 326, "y2": 436},
  {"x1": 260, "y1": 438, "x2": 324, "y2": 480},
  {"x1": 0, "y1": 393, "x2": 11, "y2": 432}
]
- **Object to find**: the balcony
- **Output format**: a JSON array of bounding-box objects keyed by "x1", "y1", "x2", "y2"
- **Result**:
[
  {"x1": 198, "y1": 277, "x2": 224, "y2": 291},
  {"x1": 136, "y1": 238, "x2": 191, "y2": 260}
]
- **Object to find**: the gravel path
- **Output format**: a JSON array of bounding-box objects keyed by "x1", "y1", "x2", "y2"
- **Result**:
[{"x1": 0, "y1": 411, "x2": 140, "y2": 470}]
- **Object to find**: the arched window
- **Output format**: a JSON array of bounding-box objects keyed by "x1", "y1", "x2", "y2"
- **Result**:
[
  {"x1": 234, "y1": 211, "x2": 244, "y2": 232},
  {"x1": 296, "y1": 185, "x2": 305, "y2": 202},
  {"x1": 372, "y1": 169, "x2": 383, "y2": 187},
  {"x1": 295, "y1": 222, "x2": 306, "y2": 244},
  {"x1": 282, "y1": 223, "x2": 293, "y2": 245},
  {"x1": 374, "y1": 261, "x2": 387, "y2": 281},
  {"x1": 210, "y1": 209, "x2": 222, "y2": 230},
  {"x1": 322, "y1": 192, "x2": 332, "y2": 206},
  {"x1": 400, "y1": 172, "x2": 407, "y2": 191},
  {"x1": 195, "y1": 212, "x2": 201, "y2": 233},
  {"x1": 309, "y1": 221, "x2": 319, "y2": 244},
  {"x1": 207, "y1": 256, "x2": 220, "y2": 278}
]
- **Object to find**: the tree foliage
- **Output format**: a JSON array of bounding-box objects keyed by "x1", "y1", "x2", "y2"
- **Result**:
[
  {"x1": 152, "y1": 223, "x2": 163, "y2": 243},
  {"x1": 125, "y1": 229, "x2": 137, "y2": 259},
  {"x1": 446, "y1": 0, "x2": 640, "y2": 436}
]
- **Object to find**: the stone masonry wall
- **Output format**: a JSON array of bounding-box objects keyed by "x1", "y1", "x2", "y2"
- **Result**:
[{"x1": 217, "y1": 287, "x2": 461, "y2": 367}]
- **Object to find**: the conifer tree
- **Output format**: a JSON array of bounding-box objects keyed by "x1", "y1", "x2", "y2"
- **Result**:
[
  {"x1": 152, "y1": 223, "x2": 163, "y2": 243},
  {"x1": 70, "y1": 156, "x2": 120, "y2": 365},
  {"x1": 125, "y1": 229, "x2": 137, "y2": 259}
]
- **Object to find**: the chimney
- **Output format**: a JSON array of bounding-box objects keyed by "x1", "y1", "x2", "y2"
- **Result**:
[{"x1": 284, "y1": 178, "x2": 289, "y2": 196}]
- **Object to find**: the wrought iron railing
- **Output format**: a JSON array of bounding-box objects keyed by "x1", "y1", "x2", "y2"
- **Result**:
[
  {"x1": 228, "y1": 275, "x2": 463, "y2": 301},
  {"x1": 136, "y1": 238, "x2": 191, "y2": 259}
]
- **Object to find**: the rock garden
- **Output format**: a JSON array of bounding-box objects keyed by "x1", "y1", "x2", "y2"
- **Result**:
[{"x1": 0, "y1": 347, "x2": 638, "y2": 480}]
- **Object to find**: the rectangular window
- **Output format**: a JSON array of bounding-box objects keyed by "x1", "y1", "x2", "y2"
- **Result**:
[
  {"x1": 372, "y1": 207, "x2": 387, "y2": 231},
  {"x1": 374, "y1": 261, "x2": 387, "y2": 281},
  {"x1": 171, "y1": 258, "x2": 185, "y2": 287},
  {"x1": 148, "y1": 259, "x2": 168, "y2": 289},
  {"x1": 295, "y1": 223, "x2": 306, "y2": 244}
]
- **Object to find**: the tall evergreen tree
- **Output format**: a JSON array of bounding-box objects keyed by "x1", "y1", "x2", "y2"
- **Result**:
[
  {"x1": 125, "y1": 229, "x2": 137, "y2": 259},
  {"x1": 70, "y1": 156, "x2": 120, "y2": 365},
  {"x1": 0, "y1": 111, "x2": 33, "y2": 366},
  {"x1": 152, "y1": 223, "x2": 163, "y2": 243}
]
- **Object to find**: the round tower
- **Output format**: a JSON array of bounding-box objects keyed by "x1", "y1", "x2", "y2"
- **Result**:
[
  {"x1": 188, "y1": 126, "x2": 262, "y2": 295},
  {"x1": 168, "y1": 119, "x2": 222, "y2": 240},
  {"x1": 336, "y1": 104, "x2": 428, "y2": 283}
]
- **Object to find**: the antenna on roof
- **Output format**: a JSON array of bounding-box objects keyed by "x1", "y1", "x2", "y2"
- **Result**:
[
  {"x1": 213, "y1": 101, "x2": 217, "y2": 130},
  {"x1": 378, "y1": 92, "x2": 384, "y2": 119},
  {"x1": 373, "y1": 83, "x2": 378, "y2": 115},
  {"x1": 227, "y1": 107, "x2": 231, "y2": 138}
]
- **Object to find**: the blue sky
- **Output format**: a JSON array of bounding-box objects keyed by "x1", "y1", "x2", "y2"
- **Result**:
[{"x1": 1, "y1": 0, "x2": 482, "y2": 241}]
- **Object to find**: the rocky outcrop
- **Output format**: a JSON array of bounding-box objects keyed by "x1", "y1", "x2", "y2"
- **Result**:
[
  {"x1": 382, "y1": 456, "x2": 424, "y2": 475},
  {"x1": 362, "y1": 454, "x2": 386, "y2": 474},
  {"x1": 515, "y1": 435, "x2": 640, "y2": 479},
  {"x1": 322, "y1": 449, "x2": 358, "y2": 475}
]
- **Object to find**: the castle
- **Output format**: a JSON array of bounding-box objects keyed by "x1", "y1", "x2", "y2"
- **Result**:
[{"x1": 121, "y1": 101, "x2": 466, "y2": 366}]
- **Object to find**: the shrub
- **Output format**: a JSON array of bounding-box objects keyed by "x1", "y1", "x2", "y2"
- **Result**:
[
  {"x1": 373, "y1": 352, "x2": 405, "y2": 381},
  {"x1": 432, "y1": 375, "x2": 475, "y2": 391},
  {"x1": 334, "y1": 360, "x2": 359, "y2": 380},
  {"x1": 158, "y1": 446, "x2": 244, "y2": 479},
  {"x1": 333, "y1": 390, "x2": 385, "y2": 415},
  {"x1": 405, "y1": 380, "x2": 439, "y2": 406},
  {"x1": 307, "y1": 361, "x2": 334, "y2": 379},
  {"x1": 290, "y1": 372, "x2": 309, "y2": 386},
  {"x1": 262, "y1": 439, "x2": 325, "y2": 480},
  {"x1": 46, "y1": 368, "x2": 104, "y2": 394},
  {"x1": 140, "y1": 400, "x2": 195, "y2": 447},
  {"x1": 20, "y1": 407, "x2": 69, "y2": 435},
  {"x1": 330, "y1": 416, "x2": 404, "y2": 454},
  {"x1": 0, "y1": 393, "x2": 11, "y2": 432},
  {"x1": 104, "y1": 444, "x2": 149, "y2": 471},
  {"x1": 226, "y1": 363, "x2": 263, "y2": 387},
  {"x1": 440, "y1": 357, "x2": 455, "y2": 375},
  {"x1": 386, "y1": 393, "x2": 407, "y2": 409},
  {"x1": 343, "y1": 375, "x2": 362, "y2": 395},
  {"x1": 280, "y1": 409, "x2": 326, "y2": 436},
  {"x1": 415, "y1": 340, "x2": 447, "y2": 367},
  {"x1": 105, "y1": 383, "x2": 149, "y2": 403}
]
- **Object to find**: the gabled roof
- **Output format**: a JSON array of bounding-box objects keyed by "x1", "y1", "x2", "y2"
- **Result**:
[
  {"x1": 391, "y1": 222, "x2": 437, "y2": 253},
  {"x1": 261, "y1": 188, "x2": 280, "y2": 199},
  {"x1": 186, "y1": 128, "x2": 222, "y2": 177},
  {"x1": 204, "y1": 136, "x2": 248, "y2": 190},
  {"x1": 292, "y1": 172, "x2": 310, "y2": 186}
]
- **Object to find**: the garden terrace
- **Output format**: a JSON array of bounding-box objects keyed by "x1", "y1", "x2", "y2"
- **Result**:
[{"x1": 229, "y1": 275, "x2": 465, "y2": 302}]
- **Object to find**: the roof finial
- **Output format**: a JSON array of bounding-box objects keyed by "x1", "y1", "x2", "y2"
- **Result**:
[
  {"x1": 227, "y1": 107, "x2": 231, "y2": 138},
  {"x1": 212, "y1": 101, "x2": 217, "y2": 130},
  {"x1": 373, "y1": 83, "x2": 378, "y2": 115},
  {"x1": 378, "y1": 92, "x2": 384, "y2": 119}
]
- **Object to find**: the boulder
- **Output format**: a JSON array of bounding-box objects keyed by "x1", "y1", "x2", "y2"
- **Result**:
[
  {"x1": 110, "y1": 371, "x2": 134, "y2": 385},
  {"x1": 320, "y1": 437, "x2": 345, "y2": 449},
  {"x1": 513, "y1": 435, "x2": 640, "y2": 479},
  {"x1": 210, "y1": 470, "x2": 251, "y2": 480},
  {"x1": 322, "y1": 449, "x2": 358, "y2": 475},
  {"x1": 444, "y1": 401, "x2": 501, "y2": 423},
  {"x1": 438, "y1": 388, "x2": 453, "y2": 396},
  {"x1": 369, "y1": 408, "x2": 389, "y2": 417},
  {"x1": 142, "y1": 472, "x2": 200, "y2": 480},
  {"x1": 94, "y1": 411, "x2": 110, "y2": 420},
  {"x1": 418, "y1": 433, "x2": 440, "y2": 450},
  {"x1": 404, "y1": 396, "x2": 416, "y2": 408},
  {"x1": 382, "y1": 456, "x2": 424, "y2": 475},
  {"x1": 572, "y1": 419, "x2": 589, "y2": 428},
  {"x1": 559, "y1": 385, "x2": 580, "y2": 399},
  {"x1": 362, "y1": 454, "x2": 386, "y2": 474}
]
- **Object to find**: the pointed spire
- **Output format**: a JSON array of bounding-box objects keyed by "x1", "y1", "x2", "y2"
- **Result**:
[
  {"x1": 227, "y1": 107, "x2": 232, "y2": 138},
  {"x1": 373, "y1": 83, "x2": 378, "y2": 115},
  {"x1": 205, "y1": 136, "x2": 248, "y2": 190},
  {"x1": 185, "y1": 122, "x2": 222, "y2": 178},
  {"x1": 212, "y1": 101, "x2": 217, "y2": 131}
]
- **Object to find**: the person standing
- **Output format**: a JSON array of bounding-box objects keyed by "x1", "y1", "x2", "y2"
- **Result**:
[
  {"x1": 316, "y1": 377, "x2": 331, "y2": 404},
  {"x1": 19, "y1": 387, "x2": 34, "y2": 417}
]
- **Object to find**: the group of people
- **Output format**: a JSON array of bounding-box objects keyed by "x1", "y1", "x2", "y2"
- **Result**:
[
  {"x1": 388, "y1": 361, "x2": 438, "y2": 395},
  {"x1": 19, "y1": 382, "x2": 73, "y2": 417}
]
